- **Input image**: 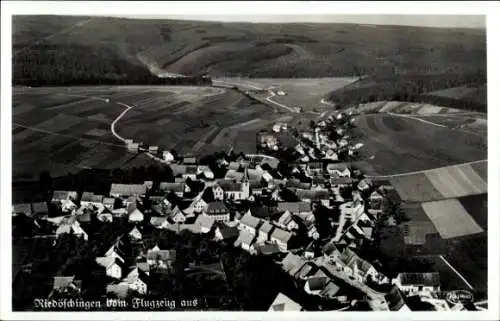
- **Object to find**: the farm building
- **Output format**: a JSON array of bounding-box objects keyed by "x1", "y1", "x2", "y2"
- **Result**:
[
  {"x1": 110, "y1": 184, "x2": 147, "y2": 198},
  {"x1": 393, "y1": 272, "x2": 441, "y2": 296}
]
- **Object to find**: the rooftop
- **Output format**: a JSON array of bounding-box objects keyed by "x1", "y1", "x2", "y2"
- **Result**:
[
  {"x1": 398, "y1": 272, "x2": 441, "y2": 287},
  {"x1": 206, "y1": 201, "x2": 229, "y2": 214},
  {"x1": 110, "y1": 184, "x2": 146, "y2": 196},
  {"x1": 271, "y1": 227, "x2": 292, "y2": 243},
  {"x1": 277, "y1": 202, "x2": 312, "y2": 213},
  {"x1": 239, "y1": 213, "x2": 262, "y2": 229}
]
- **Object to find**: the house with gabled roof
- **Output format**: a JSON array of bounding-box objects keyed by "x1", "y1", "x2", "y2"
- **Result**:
[
  {"x1": 49, "y1": 275, "x2": 81, "y2": 299},
  {"x1": 337, "y1": 248, "x2": 379, "y2": 283},
  {"x1": 236, "y1": 230, "x2": 256, "y2": 253},
  {"x1": 270, "y1": 227, "x2": 293, "y2": 252},
  {"x1": 195, "y1": 214, "x2": 214, "y2": 233},
  {"x1": 52, "y1": 190, "x2": 78, "y2": 213},
  {"x1": 109, "y1": 184, "x2": 146, "y2": 198},
  {"x1": 128, "y1": 208, "x2": 144, "y2": 223},
  {"x1": 55, "y1": 216, "x2": 88, "y2": 240},
  {"x1": 268, "y1": 293, "x2": 303, "y2": 311},
  {"x1": 212, "y1": 185, "x2": 225, "y2": 200},
  {"x1": 203, "y1": 201, "x2": 230, "y2": 222},
  {"x1": 214, "y1": 224, "x2": 239, "y2": 242},
  {"x1": 150, "y1": 216, "x2": 169, "y2": 229},
  {"x1": 357, "y1": 178, "x2": 372, "y2": 192},
  {"x1": 276, "y1": 211, "x2": 299, "y2": 231},
  {"x1": 12, "y1": 203, "x2": 32, "y2": 217},
  {"x1": 80, "y1": 192, "x2": 104, "y2": 208},
  {"x1": 369, "y1": 190, "x2": 384, "y2": 211},
  {"x1": 393, "y1": 272, "x2": 441, "y2": 296},
  {"x1": 256, "y1": 220, "x2": 274, "y2": 243},
  {"x1": 146, "y1": 249, "x2": 176, "y2": 270},
  {"x1": 254, "y1": 242, "x2": 281, "y2": 256},
  {"x1": 159, "y1": 182, "x2": 185, "y2": 197},
  {"x1": 102, "y1": 197, "x2": 116, "y2": 211},
  {"x1": 128, "y1": 226, "x2": 142, "y2": 241},
  {"x1": 169, "y1": 206, "x2": 186, "y2": 223},
  {"x1": 277, "y1": 202, "x2": 312, "y2": 215},
  {"x1": 326, "y1": 164, "x2": 351, "y2": 178},
  {"x1": 123, "y1": 267, "x2": 148, "y2": 295},
  {"x1": 96, "y1": 256, "x2": 122, "y2": 279},
  {"x1": 238, "y1": 212, "x2": 262, "y2": 235}
]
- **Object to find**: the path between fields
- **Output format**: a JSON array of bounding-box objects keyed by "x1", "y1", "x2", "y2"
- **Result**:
[
  {"x1": 438, "y1": 256, "x2": 475, "y2": 290},
  {"x1": 365, "y1": 159, "x2": 487, "y2": 179},
  {"x1": 387, "y1": 112, "x2": 447, "y2": 128}
]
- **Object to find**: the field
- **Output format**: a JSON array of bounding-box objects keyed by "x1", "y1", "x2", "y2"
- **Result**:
[
  {"x1": 353, "y1": 113, "x2": 486, "y2": 176},
  {"x1": 421, "y1": 199, "x2": 484, "y2": 239},
  {"x1": 12, "y1": 86, "x2": 295, "y2": 181},
  {"x1": 387, "y1": 161, "x2": 487, "y2": 203},
  {"x1": 214, "y1": 77, "x2": 358, "y2": 112}
]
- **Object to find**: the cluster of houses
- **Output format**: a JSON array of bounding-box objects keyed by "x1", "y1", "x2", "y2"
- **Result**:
[{"x1": 12, "y1": 113, "x2": 474, "y2": 311}]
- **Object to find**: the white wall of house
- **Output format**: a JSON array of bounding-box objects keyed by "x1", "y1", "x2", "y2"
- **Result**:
[{"x1": 107, "y1": 264, "x2": 122, "y2": 279}]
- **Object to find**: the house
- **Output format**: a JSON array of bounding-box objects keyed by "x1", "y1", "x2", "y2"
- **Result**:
[
  {"x1": 238, "y1": 213, "x2": 262, "y2": 235},
  {"x1": 195, "y1": 214, "x2": 214, "y2": 233},
  {"x1": 357, "y1": 178, "x2": 372, "y2": 192},
  {"x1": 123, "y1": 267, "x2": 148, "y2": 295},
  {"x1": 159, "y1": 182, "x2": 185, "y2": 197},
  {"x1": 197, "y1": 165, "x2": 214, "y2": 180},
  {"x1": 148, "y1": 145, "x2": 159, "y2": 154},
  {"x1": 254, "y1": 243, "x2": 281, "y2": 256},
  {"x1": 49, "y1": 276, "x2": 81, "y2": 298},
  {"x1": 330, "y1": 177, "x2": 357, "y2": 187},
  {"x1": 285, "y1": 179, "x2": 312, "y2": 190},
  {"x1": 55, "y1": 216, "x2": 88, "y2": 240},
  {"x1": 214, "y1": 224, "x2": 239, "y2": 241},
  {"x1": 276, "y1": 211, "x2": 299, "y2": 231},
  {"x1": 212, "y1": 185, "x2": 225, "y2": 201},
  {"x1": 182, "y1": 156, "x2": 197, "y2": 165},
  {"x1": 337, "y1": 248, "x2": 379, "y2": 283},
  {"x1": 306, "y1": 162, "x2": 324, "y2": 176},
  {"x1": 191, "y1": 197, "x2": 208, "y2": 213},
  {"x1": 109, "y1": 184, "x2": 146, "y2": 198},
  {"x1": 326, "y1": 164, "x2": 351, "y2": 178},
  {"x1": 270, "y1": 228, "x2": 293, "y2": 252},
  {"x1": 238, "y1": 230, "x2": 256, "y2": 253},
  {"x1": 218, "y1": 170, "x2": 250, "y2": 200},
  {"x1": 162, "y1": 150, "x2": 175, "y2": 163},
  {"x1": 319, "y1": 281, "x2": 341, "y2": 299},
  {"x1": 280, "y1": 253, "x2": 306, "y2": 275},
  {"x1": 12, "y1": 203, "x2": 32, "y2": 217},
  {"x1": 369, "y1": 190, "x2": 384, "y2": 211},
  {"x1": 339, "y1": 200, "x2": 365, "y2": 220},
  {"x1": 182, "y1": 165, "x2": 198, "y2": 180},
  {"x1": 97, "y1": 209, "x2": 113, "y2": 222},
  {"x1": 304, "y1": 276, "x2": 330, "y2": 296},
  {"x1": 150, "y1": 217, "x2": 169, "y2": 229},
  {"x1": 170, "y1": 164, "x2": 187, "y2": 177},
  {"x1": 128, "y1": 226, "x2": 142, "y2": 241},
  {"x1": 170, "y1": 206, "x2": 186, "y2": 223},
  {"x1": 106, "y1": 283, "x2": 130, "y2": 299},
  {"x1": 102, "y1": 198, "x2": 116, "y2": 210},
  {"x1": 268, "y1": 293, "x2": 302, "y2": 311},
  {"x1": 146, "y1": 249, "x2": 176, "y2": 269},
  {"x1": 52, "y1": 190, "x2": 78, "y2": 212},
  {"x1": 256, "y1": 220, "x2": 274, "y2": 243},
  {"x1": 96, "y1": 256, "x2": 122, "y2": 279},
  {"x1": 80, "y1": 192, "x2": 104, "y2": 209},
  {"x1": 128, "y1": 208, "x2": 144, "y2": 223},
  {"x1": 204, "y1": 201, "x2": 230, "y2": 222},
  {"x1": 277, "y1": 202, "x2": 312, "y2": 215},
  {"x1": 248, "y1": 206, "x2": 277, "y2": 220},
  {"x1": 294, "y1": 189, "x2": 330, "y2": 202},
  {"x1": 385, "y1": 286, "x2": 411, "y2": 311},
  {"x1": 32, "y1": 202, "x2": 49, "y2": 218},
  {"x1": 306, "y1": 223, "x2": 320, "y2": 240},
  {"x1": 393, "y1": 272, "x2": 441, "y2": 296},
  {"x1": 104, "y1": 238, "x2": 127, "y2": 264},
  {"x1": 143, "y1": 181, "x2": 154, "y2": 190}
]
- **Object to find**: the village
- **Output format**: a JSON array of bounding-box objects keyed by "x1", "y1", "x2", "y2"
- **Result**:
[{"x1": 12, "y1": 111, "x2": 472, "y2": 312}]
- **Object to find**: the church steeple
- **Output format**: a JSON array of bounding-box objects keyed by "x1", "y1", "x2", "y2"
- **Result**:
[{"x1": 242, "y1": 166, "x2": 249, "y2": 183}]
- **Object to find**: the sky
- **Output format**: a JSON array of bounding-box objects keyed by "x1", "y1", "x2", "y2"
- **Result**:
[{"x1": 121, "y1": 14, "x2": 486, "y2": 29}]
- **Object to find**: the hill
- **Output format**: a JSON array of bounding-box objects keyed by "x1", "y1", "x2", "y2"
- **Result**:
[{"x1": 13, "y1": 15, "x2": 486, "y2": 84}]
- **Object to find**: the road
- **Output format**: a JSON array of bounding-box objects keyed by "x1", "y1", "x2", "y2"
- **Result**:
[
  {"x1": 387, "y1": 112, "x2": 446, "y2": 128},
  {"x1": 365, "y1": 159, "x2": 487, "y2": 179},
  {"x1": 439, "y1": 255, "x2": 475, "y2": 290}
]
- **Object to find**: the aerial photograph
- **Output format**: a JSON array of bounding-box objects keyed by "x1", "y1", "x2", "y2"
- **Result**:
[{"x1": 9, "y1": 9, "x2": 488, "y2": 313}]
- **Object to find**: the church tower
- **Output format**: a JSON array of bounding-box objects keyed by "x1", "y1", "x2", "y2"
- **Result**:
[{"x1": 241, "y1": 167, "x2": 250, "y2": 200}]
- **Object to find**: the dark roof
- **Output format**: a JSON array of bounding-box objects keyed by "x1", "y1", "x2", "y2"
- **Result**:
[
  {"x1": 398, "y1": 272, "x2": 440, "y2": 287},
  {"x1": 13, "y1": 203, "x2": 32, "y2": 216},
  {"x1": 295, "y1": 189, "x2": 330, "y2": 200},
  {"x1": 216, "y1": 224, "x2": 239, "y2": 239},
  {"x1": 308, "y1": 162, "x2": 323, "y2": 170},
  {"x1": 206, "y1": 201, "x2": 229, "y2": 214},
  {"x1": 159, "y1": 182, "x2": 185, "y2": 193},
  {"x1": 285, "y1": 179, "x2": 312, "y2": 190},
  {"x1": 250, "y1": 206, "x2": 277, "y2": 218},
  {"x1": 32, "y1": 202, "x2": 48, "y2": 213},
  {"x1": 146, "y1": 249, "x2": 176, "y2": 262},
  {"x1": 218, "y1": 180, "x2": 242, "y2": 192},
  {"x1": 255, "y1": 243, "x2": 280, "y2": 255},
  {"x1": 277, "y1": 202, "x2": 312, "y2": 213},
  {"x1": 322, "y1": 242, "x2": 340, "y2": 257},
  {"x1": 385, "y1": 286, "x2": 407, "y2": 311},
  {"x1": 307, "y1": 276, "x2": 329, "y2": 291},
  {"x1": 81, "y1": 192, "x2": 104, "y2": 203},
  {"x1": 330, "y1": 177, "x2": 357, "y2": 185},
  {"x1": 185, "y1": 165, "x2": 198, "y2": 174},
  {"x1": 52, "y1": 190, "x2": 77, "y2": 201}
]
